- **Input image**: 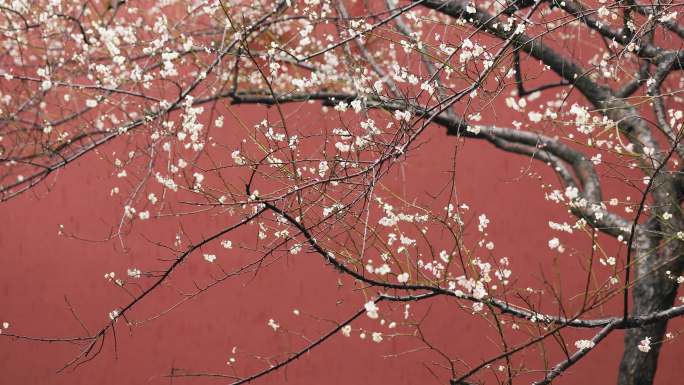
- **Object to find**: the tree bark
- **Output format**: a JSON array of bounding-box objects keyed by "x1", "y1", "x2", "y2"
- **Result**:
[{"x1": 618, "y1": 228, "x2": 683, "y2": 385}]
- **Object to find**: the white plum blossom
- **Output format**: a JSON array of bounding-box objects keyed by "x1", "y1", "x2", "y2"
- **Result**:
[
  {"x1": 41, "y1": 80, "x2": 52, "y2": 91},
  {"x1": 373, "y1": 80, "x2": 383, "y2": 94},
  {"x1": 528, "y1": 111, "x2": 543, "y2": 123},
  {"x1": 565, "y1": 186, "x2": 580, "y2": 200},
  {"x1": 374, "y1": 264, "x2": 391, "y2": 275},
  {"x1": 660, "y1": 11, "x2": 678, "y2": 22},
  {"x1": 365, "y1": 301, "x2": 379, "y2": 319},
  {"x1": 267, "y1": 319, "x2": 280, "y2": 331},
  {"x1": 318, "y1": 160, "x2": 329, "y2": 177},
  {"x1": 127, "y1": 268, "x2": 142, "y2": 278},
  {"x1": 548, "y1": 238, "x2": 560, "y2": 250},
  {"x1": 478, "y1": 214, "x2": 490, "y2": 232},
  {"x1": 290, "y1": 244, "x2": 302, "y2": 254},
  {"x1": 148, "y1": 193, "x2": 158, "y2": 204},
  {"x1": 575, "y1": 339, "x2": 596, "y2": 350},
  {"x1": 439, "y1": 250, "x2": 450, "y2": 263},
  {"x1": 351, "y1": 99, "x2": 363, "y2": 113},
  {"x1": 109, "y1": 310, "x2": 120, "y2": 320},
  {"x1": 394, "y1": 110, "x2": 412, "y2": 122},
  {"x1": 638, "y1": 337, "x2": 652, "y2": 353}
]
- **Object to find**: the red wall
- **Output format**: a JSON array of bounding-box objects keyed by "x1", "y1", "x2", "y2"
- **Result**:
[{"x1": 1, "y1": 113, "x2": 683, "y2": 385}]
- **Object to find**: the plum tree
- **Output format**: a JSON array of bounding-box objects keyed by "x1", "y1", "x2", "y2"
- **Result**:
[{"x1": 2, "y1": 1, "x2": 684, "y2": 384}]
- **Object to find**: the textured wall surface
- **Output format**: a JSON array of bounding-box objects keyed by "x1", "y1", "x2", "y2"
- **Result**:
[{"x1": 1, "y1": 121, "x2": 682, "y2": 385}]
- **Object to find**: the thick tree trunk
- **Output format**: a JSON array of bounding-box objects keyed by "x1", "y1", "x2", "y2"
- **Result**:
[
  {"x1": 617, "y1": 284, "x2": 675, "y2": 385},
  {"x1": 617, "y1": 234, "x2": 682, "y2": 385}
]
